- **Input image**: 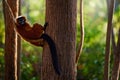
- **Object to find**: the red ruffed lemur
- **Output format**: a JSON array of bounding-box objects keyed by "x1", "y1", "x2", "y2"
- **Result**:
[
  {"x1": 4, "y1": 0, "x2": 61, "y2": 75},
  {"x1": 16, "y1": 16, "x2": 61, "y2": 75}
]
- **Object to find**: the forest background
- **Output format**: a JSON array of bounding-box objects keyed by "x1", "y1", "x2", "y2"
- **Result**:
[{"x1": 0, "y1": 0, "x2": 120, "y2": 80}]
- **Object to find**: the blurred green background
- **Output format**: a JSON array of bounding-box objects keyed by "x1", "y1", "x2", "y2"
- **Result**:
[{"x1": 0, "y1": 0, "x2": 120, "y2": 80}]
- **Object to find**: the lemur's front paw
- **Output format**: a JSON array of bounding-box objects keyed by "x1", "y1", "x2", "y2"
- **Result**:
[
  {"x1": 43, "y1": 22, "x2": 48, "y2": 31},
  {"x1": 44, "y1": 22, "x2": 48, "y2": 27}
]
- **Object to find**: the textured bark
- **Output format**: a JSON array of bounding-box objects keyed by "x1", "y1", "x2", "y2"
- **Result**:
[
  {"x1": 111, "y1": 29, "x2": 120, "y2": 80},
  {"x1": 17, "y1": 36, "x2": 21, "y2": 80},
  {"x1": 42, "y1": 0, "x2": 77, "y2": 80},
  {"x1": 17, "y1": 0, "x2": 21, "y2": 80},
  {"x1": 3, "y1": 0, "x2": 19, "y2": 80},
  {"x1": 104, "y1": 0, "x2": 115, "y2": 80}
]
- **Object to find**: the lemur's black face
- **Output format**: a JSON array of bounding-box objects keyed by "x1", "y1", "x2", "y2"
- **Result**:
[{"x1": 17, "y1": 16, "x2": 26, "y2": 25}]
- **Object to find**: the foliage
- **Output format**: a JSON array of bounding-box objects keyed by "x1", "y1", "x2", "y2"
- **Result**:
[
  {"x1": 77, "y1": 0, "x2": 107, "y2": 80},
  {"x1": 0, "y1": 0, "x2": 120, "y2": 80}
]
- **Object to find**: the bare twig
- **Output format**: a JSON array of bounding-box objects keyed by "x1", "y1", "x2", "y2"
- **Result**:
[{"x1": 76, "y1": 0, "x2": 84, "y2": 64}]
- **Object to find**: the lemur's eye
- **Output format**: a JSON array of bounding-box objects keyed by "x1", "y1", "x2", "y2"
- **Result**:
[{"x1": 17, "y1": 18, "x2": 25, "y2": 25}]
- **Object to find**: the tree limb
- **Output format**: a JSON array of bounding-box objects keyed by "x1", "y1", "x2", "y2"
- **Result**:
[
  {"x1": 111, "y1": 27, "x2": 120, "y2": 80},
  {"x1": 104, "y1": 0, "x2": 115, "y2": 80},
  {"x1": 76, "y1": 0, "x2": 84, "y2": 64}
]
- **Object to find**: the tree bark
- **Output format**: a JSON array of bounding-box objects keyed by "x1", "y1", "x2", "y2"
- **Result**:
[
  {"x1": 17, "y1": 36, "x2": 21, "y2": 80},
  {"x1": 104, "y1": 0, "x2": 115, "y2": 80},
  {"x1": 111, "y1": 29, "x2": 120, "y2": 80},
  {"x1": 17, "y1": 0, "x2": 21, "y2": 80},
  {"x1": 42, "y1": 0, "x2": 77, "y2": 80},
  {"x1": 3, "y1": 0, "x2": 19, "y2": 80}
]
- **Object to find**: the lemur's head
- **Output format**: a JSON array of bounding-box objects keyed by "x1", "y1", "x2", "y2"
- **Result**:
[{"x1": 16, "y1": 16, "x2": 26, "y2": 25}]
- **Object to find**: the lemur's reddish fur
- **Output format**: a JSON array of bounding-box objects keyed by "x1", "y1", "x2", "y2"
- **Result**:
[
  {"x1": 4, "y1": 0, "x2": 61, "y2": 75},
  {"x1": 15, "y1": 16, "x2": 61, "y2": 75},
  {"x1": 15, "y1": 16, "x2": 45, "y2": 46}
]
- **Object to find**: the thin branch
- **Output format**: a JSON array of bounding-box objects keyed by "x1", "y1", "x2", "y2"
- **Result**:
[
  {"x1": 17, "y1": 0, "x2": 21, "y2": 80},
  {"x1": 111, "y1": 28, "x2": 120, "y2": 80},
  {"x1": 116, "y1": 28, "x2": 120, "y2": 78},
  {"x1": 3, "y1": 0, "x2": 19, "y2": 79},
  {"x1": 111, "y1": 27, "x2": 116, "y2": 53},
  {"x1": 76, "y1": 0, "x2": 84, "y2": 64},
  {"x1": 117, "y1": 28, "x2": 120, "y2": 51},
  {"x1": 104, "y1": 0, "x2": 115, "y2": 80},
  {"x1": 4, "y1": 0, "x2": 16, "y2": 21}
]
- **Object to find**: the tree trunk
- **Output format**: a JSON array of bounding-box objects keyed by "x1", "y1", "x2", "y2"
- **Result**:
[
  {"x1": 17, "y1": 36, "x2": 21, "y2": 80},
  {"x1": 17, "y1": 0, "x2": 21, "y2": 80},
  {"x1": 111, "y1": 29, "x2": 120, "y2": 80},
  {"x1": 3, "y1": 0, "x2": 19, "y2": 80},
  {"x1": 42, "y1": 0, "x2": 77, "y2": 80},
  {"x1": 104, "y1": 0, "x2": 115, "y2": 80}
]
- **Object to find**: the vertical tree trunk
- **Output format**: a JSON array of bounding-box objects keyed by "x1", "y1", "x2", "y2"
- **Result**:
[
  {"x1": 104, "y1": 0, "x2": 115, "y2": 80},
  {"x1": 111, "y1": 29, "x2": 120, "y2": 80},
  {"x1": 17, "y1": 0, "x2": 21, "y2": 80},
  {"x1": 42, "y1": 0, "x2": 77, "y2": 80},
  {"x1": 17, "y1": 36, "x2": 21, "y2": 80},
  {"x1": 3, "y1": 0, "x2": 19, "y2": 80}
]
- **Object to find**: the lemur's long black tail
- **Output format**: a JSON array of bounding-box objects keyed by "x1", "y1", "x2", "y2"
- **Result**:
[{"x1": 40, "y1": 34, "x2": 61, "y2": 75}]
